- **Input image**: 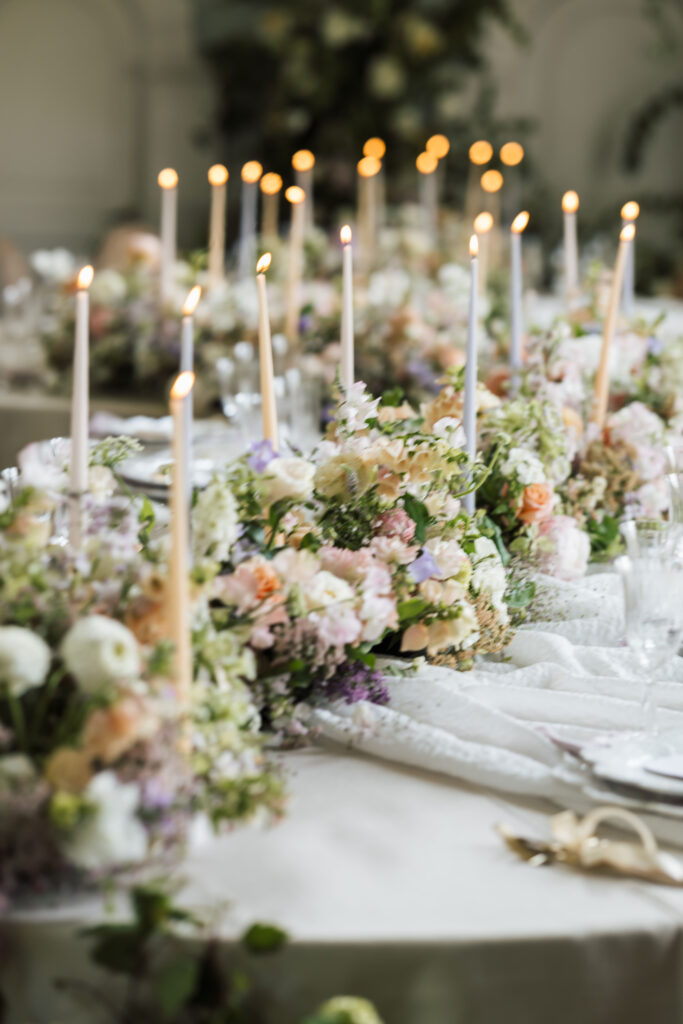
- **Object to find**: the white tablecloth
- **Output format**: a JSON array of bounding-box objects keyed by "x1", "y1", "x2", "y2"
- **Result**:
[{"x1": 3, "y1": 746, "x2": 683, "y2": 1024}]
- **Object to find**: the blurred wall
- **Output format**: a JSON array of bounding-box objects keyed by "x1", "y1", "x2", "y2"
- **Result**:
[
  {"x1": 479, "y1": 0, "x2": 683, "y2": 248},
  {"x1": 0, "y1": 0, "x2": 680, "y2": 257},
  {"x1": 0, "y1": 0, "x2": 218, "y2": 255}
]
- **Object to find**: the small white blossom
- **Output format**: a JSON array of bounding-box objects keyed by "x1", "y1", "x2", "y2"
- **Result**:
[{"x1": 0, "y1": 626, "x2": 51, "y2": 697}]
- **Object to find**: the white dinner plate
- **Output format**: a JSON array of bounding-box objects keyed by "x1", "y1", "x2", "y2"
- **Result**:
[{"x1": 582, "y1": 731, "x2": 683, "y2": 800}]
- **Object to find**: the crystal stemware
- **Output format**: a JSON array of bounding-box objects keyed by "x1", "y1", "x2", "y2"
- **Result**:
[{"x1": 616, "y1": 556, "x2": 683, "y2": 734}]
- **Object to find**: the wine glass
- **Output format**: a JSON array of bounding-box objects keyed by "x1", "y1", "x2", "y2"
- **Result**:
[{"x1": 616, "y1": 556, "x2": 683, "y2": 734}]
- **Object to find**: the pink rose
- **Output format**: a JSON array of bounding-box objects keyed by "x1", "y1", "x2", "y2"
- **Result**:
[{"x1": 373, "y1": 509, "x2": 416, "y2": 543}]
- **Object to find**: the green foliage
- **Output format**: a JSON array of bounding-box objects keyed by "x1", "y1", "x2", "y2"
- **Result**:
[
  {"x1": 587, "y1": 514, "x2": 623, "y2": 560},
  {"x1": 402, "y1": 494, "x2": 429, "y2": 543},
  {"x1": 192, "y1": 0, "x2": 522, "y2": 208},
  {"x1": 241, "y1": 922, "x2": 288, "y2": 954}
]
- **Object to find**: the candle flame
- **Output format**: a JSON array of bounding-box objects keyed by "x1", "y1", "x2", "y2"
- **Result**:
[
  {"x1": 562, "y1": 190, "x2": 579, "y2": 213},
  {"x1": 256, "y1": 252, "x2": 272, "y2": 274},
  {"x1": 469, "y1": 234, "x2": 479, "y2": 258},
  {"x1": 157, "y1": 168, "x2": 178, "y2": 190},
  {"x1": 416, "y1": 151, "x2": 438, "y2": 175},
  {"x1": 473, "y1": 211, "x2": 494, "y2": 234},
  {"x1": 500, "y1": 141, "x2": 524, "y2": 166},
  {"x1": 182, "y1": 285, "x2": 201, "y2": 316},
  {"x1": 511, "y1": 210, "x2": 530, "y2": 234},
  {"x1": 481, "y1": 169, "x2": 503, "y2": 193},
  {"x1": 340, "y1": 224, "x2": 352, "y2": 245},
  {"x1": 241, "y1": 161, "x2": 263, "y2": 184},
  {"x1": 260, "y1": 172, "x2": 283, "y2": 195},
  {"x1": 621, "y1": 200, "x2": 640, "y2": 221},
  {"x1": 170, "y1": 370, "x2": 195, "y2": 400},
  {"x1": 292, "y1": 149, "x2": 315, "y2": 172},
  {"x1": 208, "y1": 163, "x2": 228, "y2": 186},
  {"x1": 285, "y1": 185, "x2": 306, "y2": 204},
  {"x1": 620, "y1": 223, "x2": 636, "y2": 242},
  {"x1": 363, "y1": 137, "x2": 386, "y2": 159},
  {"x1": 426, "y1": 133, "x2": 450, "y2": 159},
  {"x1": 469, "y1": 140, "x2": 493, "y2": 165},
  {"x1": 77, "y1": 265, "x2": 94, "y2": 290},
  {"x1": 357, "y1": 155, "x2": 381, "y2": 178}
]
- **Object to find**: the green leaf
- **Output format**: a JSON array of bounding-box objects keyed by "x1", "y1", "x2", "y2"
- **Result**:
[
  {"x1": 156, "y1": 952, "x2": 200, "y2": 1019},
  {"x1": 348, "y1": 647, "x2": 376, "y2": 668},
  {"x1": 299, "y1": 532, "x2": 322, "y2": 552},
  {"x1": 402, "y1": 494, "x2": 429, "y2": 544},
  {"x1": 505, "y1": 579, "x2": 536, "y2": 609},
  {"x1": 380, "y1": 386, "x2": 404, "y2": 407},
  {"x1": 397, "y1": 597, "x2": 429, "y2": 621},
  {"x1": 84, "y1": 924, "x2": 142, "y2": 974},
  {"x1": 242, "y1": 922, "x2": 288, "y2": 954}
]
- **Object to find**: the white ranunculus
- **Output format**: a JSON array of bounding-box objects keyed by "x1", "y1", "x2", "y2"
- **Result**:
[
  {"x1": 264, "y1": 457, "x2": 315, "y2": 503},
  {"x1": 192, "y1": 478, "x2": 239, "y2": 563},
  {"x1": 305, "y1": 571, "x2": 355, "y2": 611},
  {"x1": 0, "y1": 627, "x2": 51, "y2": 697},
  {"x1": 63, "y1": 771, "x2": 147, "y2": 871},
  {"x1": 61, "y1": 616, "x2": 140, "y2": 695}
]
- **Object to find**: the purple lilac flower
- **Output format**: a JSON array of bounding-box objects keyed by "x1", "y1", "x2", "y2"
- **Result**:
[
  {"x1": 647, "y1": 336, "x2": 664, "y2": 356},
  {"x1": 324, "y1": 660, "x2": 390, "y2": 706},
  {"x1": 408, "y1": 550, "x2": 440, "y2": 583},
  {"x1": 248, "y1": 439, "x2": 278, "y2": 472},
  {"x1": 406, "y1": 358, "x2": 440, "y2": 394}
]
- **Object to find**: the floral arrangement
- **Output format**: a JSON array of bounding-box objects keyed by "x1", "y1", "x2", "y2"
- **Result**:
[
  {"x1": 477, "y1": 394, "x2": 591, "y2": 580},
  {"x1": 0, "y1": 445, "x2": 282, "y2": 908},
  {"x1": 520, "y1": 314, "x2": 683, "y2": 555},
  {"x1": 192, "y1": 382, "x2": 512, "y2": 737}
]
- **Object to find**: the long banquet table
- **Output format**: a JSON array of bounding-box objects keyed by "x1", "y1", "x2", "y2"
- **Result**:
[{"x1": 3, "y1": 744, "x2": 683, "y2": 1024}]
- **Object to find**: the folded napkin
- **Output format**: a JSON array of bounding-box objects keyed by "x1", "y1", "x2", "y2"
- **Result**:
[
  {"x1": 90, "y1": 412, "x2": 173, "y2": 443},
  {"x1": 312, "y1": 572, "x2": 683, "y2": 847}
]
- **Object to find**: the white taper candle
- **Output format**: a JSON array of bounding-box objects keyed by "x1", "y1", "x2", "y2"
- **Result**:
[{"x1": 340, "y1": 224, "x2": 354, "y2": 393}]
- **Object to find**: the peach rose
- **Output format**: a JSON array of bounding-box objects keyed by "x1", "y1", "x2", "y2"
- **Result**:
[
  {"x1": 516, "y1": 482, "x2": 554, "y2": 525},
  {"x1": 82, "y1": 696, "x2": 158, "y2": 764}
]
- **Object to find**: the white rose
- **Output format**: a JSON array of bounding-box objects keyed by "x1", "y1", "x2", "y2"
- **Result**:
[
  {"x1": 264, "y1": 457, "x2": 315, "y2": 503},
  {"x1": 424, "y1": 538, "x2": 469, "y2": 580},
  {"x1": 63, "y1": 771, "x2": 147, "y2": 871},
  {"x1": 305, "y1": 571, "x2": 355, "y2": 610},
  {"x1": 61, "y1": 616, "x2": 140, "y2": 694},
  {"x1": 0, "y1": 627, "x2": 51, "y2": 697}
]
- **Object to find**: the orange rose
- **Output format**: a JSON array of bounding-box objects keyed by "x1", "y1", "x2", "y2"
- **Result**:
[
  {"x1": 517, "y1": 483, "x2": 554, "y2": 525},
  {"x1": 251, "y1": 560, "x2": 282, "y2": 602},
  {"x1": 82, "y1": 696, "x2": 158, "y2": 764}
]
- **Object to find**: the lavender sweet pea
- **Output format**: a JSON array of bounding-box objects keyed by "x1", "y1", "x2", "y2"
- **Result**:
[
  {"x1": 408, "y1": 550, "x2": 440, "y2": 583},
  {"x1": 248, "y1": 438, "x2": 278, "y2": 472}
]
